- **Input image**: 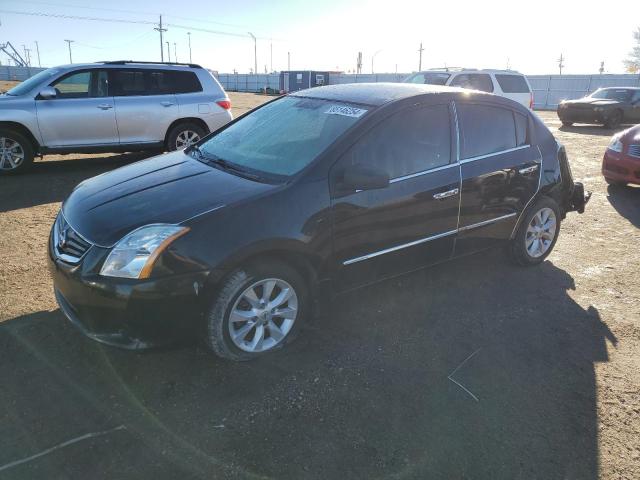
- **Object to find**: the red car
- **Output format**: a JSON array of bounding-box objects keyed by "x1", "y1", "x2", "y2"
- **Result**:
[{"x1": 602, "y1": 124, "x2": 640, "y2": 186}]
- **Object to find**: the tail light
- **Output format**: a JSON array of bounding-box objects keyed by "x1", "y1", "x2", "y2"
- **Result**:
[
  {"x1": 216, "y1": 99, "x2": 231, "y2": 110},
  {"x1": 529, "y1": 93, "x2": 534, "y2": 109}
]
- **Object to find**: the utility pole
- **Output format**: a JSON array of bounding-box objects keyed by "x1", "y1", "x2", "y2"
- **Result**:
[
  {"x1": 64, "y1": 39, "x2": 74, "y2": 64},
  {"x1": 287, "y1": 51, "x2": 290, "y2": 71},
  {"x1": 22, "y1": 45, "x2": 31, "y2": 66},
  {"x1": 372, "y1": 49, "x2": 382, "y2": 74},
  {"x1": 187, "y1": 32, "x2": 192, "y2": 63},
  {"x1": 418, "y1": 42, "x2": 424, "y2": 71},
  {"x1": 248, "y1": 32, "x2": 257, "y2": 75},
  {"x1": 173, "y1": 42, "x2": 177, "y2": 63},
  {"x1": 558, "y1": 53, "x2": 564, "y2": 75},
  {"x1": 34, "y1": 41, "x2": 41, "y2": 67},
  {"x1": 154, "y1": 15, "x2": 167, "y2": 62},
  {"x1": 356, "y1": 52, "x2": 362, "y2": 74},
  {"x1": 166, "y1": 41, "x2": 171, "y2": 62},
  {"x1": 599, "y1": 61, "x2": 605, "y2": 74},
  {"x1": 270, "y1": 39, "x2": 273, "y2": 73}
]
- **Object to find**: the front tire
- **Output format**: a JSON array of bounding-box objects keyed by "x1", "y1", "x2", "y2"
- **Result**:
[
  {"x1": 204, "y1": 261, "x2": 308, "y2": 361},
  {"x1": 0, "y1": 129, "x2": 34, "y2": 175},
  {"x1": 166, "y1": 122, "x2": 207, "y2": 152},
  {"x1": 561, "y1": 121, "x2": 573, "y2": 127},
  {"x1": 509, "y1": 197, "x2": 561, "y2": 266}
]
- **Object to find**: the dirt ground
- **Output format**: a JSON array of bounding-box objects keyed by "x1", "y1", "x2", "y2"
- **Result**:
[{"x1": 0, "y1": 94, "x2": 638, "y2": 479}]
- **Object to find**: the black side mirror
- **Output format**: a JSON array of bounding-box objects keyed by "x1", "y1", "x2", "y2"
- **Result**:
[{"x1": 340, "y1": 164, "x2": 389, "y2": 192}]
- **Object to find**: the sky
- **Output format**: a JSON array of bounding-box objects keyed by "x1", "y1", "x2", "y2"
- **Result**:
[{"x1": 1, "y1": 0, "x2": 639, "y2": 75}]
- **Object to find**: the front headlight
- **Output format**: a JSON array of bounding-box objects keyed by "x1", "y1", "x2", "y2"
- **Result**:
[
  {"x1": 100, "y1": 224, "x2": 190, "y2": 279},
  {"x1": 608, "y1": 136, "x2": 624, "y2": 153}
]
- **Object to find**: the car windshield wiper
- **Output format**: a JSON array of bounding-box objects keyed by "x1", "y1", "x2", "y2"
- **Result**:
[{"x1": 201, "y1": 154, "x2": 262, "y2": 182}]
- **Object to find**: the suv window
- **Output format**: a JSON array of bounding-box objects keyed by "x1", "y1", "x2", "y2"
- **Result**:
[
  {"x1": 495, "y1": 74, "x2": 530, "y2": 93},
  {"x1": 450, "y1": 73, "x2": 494, "y2": 93},
  {"x1": 50, "y1": 70, "x2": 108, "y2": 99},
  {"x1": 170, "y1": 71, "x2": 203, "y2": 93},
  {"x1": 345, "y1": 104, "x2": 451, "y2": 179},
  {"x1": 406, "y1": 72, "x2": 451, "y2": 86},
  {"x1": 458, "y1": 104, "x2": 517, "y2": 159},
  {"x1": 109, "y1": 69, "x2": 203, "y2": 96},
  {"x1": 111, "y1": 70, "x2": 146, "y2": 96}
]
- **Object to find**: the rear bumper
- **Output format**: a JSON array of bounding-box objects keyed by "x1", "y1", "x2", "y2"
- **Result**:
[
  {"x1": 602, "y1": 150, "x2": 640, "y2": 185},
  {"x1": 566, "y1": 182, "x2": 591, "y2": 214}
]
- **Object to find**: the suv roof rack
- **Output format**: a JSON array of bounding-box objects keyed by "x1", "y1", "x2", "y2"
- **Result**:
[
  {"x1": 427, "y1": 67, "x2": 467, "y2": 72},
  {"x1": 99, "y1": 60, "x2": 202, "y2": 69}
]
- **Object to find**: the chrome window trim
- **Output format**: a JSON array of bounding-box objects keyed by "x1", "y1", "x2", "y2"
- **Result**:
[
  {"x1": 343, "y1": 229, "x2": 458, "y2": 266},
  {"x1": 452, "y1": 101, "x2": 463, "y2": 232},
  {"x1": 389, "y1": 162, "x2": 459, "y2": 184},
  {"x1": 459, "y1": 144, "x2": 530, "y2": 164},
  {"x1": 342, "y1": 212, "x2": 517, "y2": 266}
]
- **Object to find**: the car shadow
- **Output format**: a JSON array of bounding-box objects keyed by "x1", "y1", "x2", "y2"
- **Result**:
[
  {"x1": 557, "y1": 124, "x2": 630, "y2": 136},
  {"x1": 0, "y1": 152, "x2": 155, "y2": 213},
  {"x1": 606, "y1": 184, "x2": 640, "y2": 228},
  {"x1": 0, "y1": 252, "x2": 615, "y2": 479}
]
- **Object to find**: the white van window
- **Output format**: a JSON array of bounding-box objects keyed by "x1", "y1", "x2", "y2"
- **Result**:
[{"x1": 495, "y1": 74, "x2": 531, "y2": 93}]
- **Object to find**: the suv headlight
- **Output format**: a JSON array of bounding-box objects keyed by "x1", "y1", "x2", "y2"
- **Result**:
[
  {"x1": 100, "y1": 225, "x2": 190, "y2": 279},
  {"x1": 608, "y1": 136, "x2": 624, "y2": 153}
]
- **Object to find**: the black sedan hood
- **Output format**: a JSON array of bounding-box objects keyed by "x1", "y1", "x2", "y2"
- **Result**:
[{"x1": 62, "y1": 151, "x2": 276, "y2": 247}]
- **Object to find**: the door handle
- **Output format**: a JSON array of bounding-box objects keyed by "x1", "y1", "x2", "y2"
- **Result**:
[
  {"x1": 519, "y1": 164, "x2": 539, "y2": 175},
  {"x1": 160, "y1": 101, "x2": 175, "y2": 107},
  {"x1": 433, "y1": 188, "x2": 459, "y2": 200},
  {"x1": 97, "y1": 104, "x2": 113, "y2": 110}
]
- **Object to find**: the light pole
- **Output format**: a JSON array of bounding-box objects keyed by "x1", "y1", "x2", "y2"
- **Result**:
[
  {"x1": 166, "y1": 41, "x2": 171, "y2": 62},
  {"x1": 173, "y1": 42, "x2": 177, "y2": 63},
  {"x1": 35, "y1": 41, "x2": 41, "y2": 67},
  {"x1": 154, "y1": 15, "x2": 167, "y2": 62},
  {"x1": 187, "y1": 32, "x2": 192, "y2": 63},
  {"x1": 64, "y1": 39, "x2": 74, "y2": 63},
  {"x1": 371, "y1": 49, "x2": 382, "y2": 74},
  {"x1": 248, "y1": 32, "x2": 257, "y2": 75}
]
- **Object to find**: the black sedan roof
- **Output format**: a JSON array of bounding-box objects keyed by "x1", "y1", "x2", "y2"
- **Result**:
[{"x1": 290, "y1": 82, "x2": 484, "y2": 107}]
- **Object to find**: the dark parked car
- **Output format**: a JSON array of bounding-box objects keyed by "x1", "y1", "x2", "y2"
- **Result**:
[
  {"x1": 49, "y1": 83, "x2": 589, "y2": 361},
  {"x1": 557, "y1": 87, "x2": 640, "y2": 129}
]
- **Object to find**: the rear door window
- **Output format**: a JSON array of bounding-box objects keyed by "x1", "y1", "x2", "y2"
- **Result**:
[
  {"x1": 345, "y1": 104, "x2": 451, "y2": 179},
  {"x1": 457, "y1": 104, "x2": 517, "y2": 159},
  {"x1": 495, "y1": 74, "x2": 531, "y2": 93},
  {"x1": 514, "y1": 112, "x2": 529, "y2": 146},
  {"x1": 110, "y1": 69, "x2": 146, "y2": 96},
  {"x1": 450, "y1": 74, "x2": 494, "y2": 93}
]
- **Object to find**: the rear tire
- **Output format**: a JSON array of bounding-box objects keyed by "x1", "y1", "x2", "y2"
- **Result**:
[
  {"x1": 204, "y1": 261, "x2": 309, "y2": 361},
  {"x1": 603, "y1": 110, "x2": 622, "y2": 129},
  {"x1": 561, "y1": 121, "x2": 573, "y2": 127},
  {"x1": 0, "y1": 129, "x2": 34, "y2": 175},
  {"x1": 509, "y1": 197, "x2": 561, "y2": 266},
  {"x1": 166, "y1": 122, "x2": 207, "y2": 152}
]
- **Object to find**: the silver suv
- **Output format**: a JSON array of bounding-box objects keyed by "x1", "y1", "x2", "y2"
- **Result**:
[{"x1": 0, "y1": 61, "x2": 233, "y2": 175}]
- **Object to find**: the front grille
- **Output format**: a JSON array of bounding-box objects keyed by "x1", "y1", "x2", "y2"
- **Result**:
[
  {"x1": 604, "y1": 162, "x2": 629, "y2": 175},
  {"x1": 628, "y1": 145, "x2": 640, "y2": 158},
  {"x1": 53, "y1": 213, "x2": 92, "y2": 263}
]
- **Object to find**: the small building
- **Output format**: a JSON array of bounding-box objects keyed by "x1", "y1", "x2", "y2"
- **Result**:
[{"x1": 280, "y1": 71, "x2": 332, "y2": 92}]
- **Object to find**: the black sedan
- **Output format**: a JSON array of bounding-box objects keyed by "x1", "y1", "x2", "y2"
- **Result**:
[
  {"x1": 557, "y1": 87, "x2": 640, "y2": 129},
  {"x1": 49, "y1": 83, "x2": 589, "y2": 360}
]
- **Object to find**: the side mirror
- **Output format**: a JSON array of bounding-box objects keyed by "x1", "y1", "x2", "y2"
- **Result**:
[
  {"x1": 340, "y1": 164, "x2": 389, "y2": 192},
  {"x1": 38, "y1": 86, "x2": 57, "y2": 100}
]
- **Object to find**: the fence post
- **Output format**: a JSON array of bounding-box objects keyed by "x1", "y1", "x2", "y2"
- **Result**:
[{"x1": 545, "y1": 75, "x2": 551, "y2": 110}]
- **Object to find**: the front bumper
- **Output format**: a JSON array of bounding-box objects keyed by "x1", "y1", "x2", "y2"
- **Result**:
[
  {"x1": 602, "y1": 150, "x2": 640, "y2": 185},
  {"x1": 49, "y1": 235, "x2": 209, "y2": 350},
  {"x1": 557, "y1": 107, "x2": 609, "y2": 124}
]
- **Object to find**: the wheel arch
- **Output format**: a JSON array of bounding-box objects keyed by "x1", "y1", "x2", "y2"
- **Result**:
[
  {"x1": 164, "y1": 117, "x2": 210, "y2": 148},
  {"x1": 0, "y1": 121, "x2": 40, "y2": 151}
]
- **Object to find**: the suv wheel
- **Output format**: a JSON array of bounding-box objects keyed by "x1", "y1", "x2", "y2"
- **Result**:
[
  {"x1": 0, "y1": 130, "x2": 34, "y2": 175},
  {"x1": 204, "y1": 261, "x2": 308, "y2": 361},
  {"x1": 603, "y1": 110, "x2": 622, "y2": 129},
  {"x1": 510, "y1": 197, "x2": 561, "y2": 266},
  {"x1": 167, "y1": 122, "x2": 207, "y2": 151}
]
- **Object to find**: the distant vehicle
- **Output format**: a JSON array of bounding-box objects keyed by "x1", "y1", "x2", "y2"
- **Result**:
[
  {"x1": 0, "y1": 61, "x2": 233, "y2": 175},
  {"x1": 557, "y1": 87, "x2": 640, "y2": 129},
  {"x1": 602, "y1": 124, "x2": 640, "y2": 186},
  {"x1": 404, "y1": 68, "x2": 534, "y2": 108},
  {"x1": 49, "y1": 83, "x2": 589, "y2": 360}
]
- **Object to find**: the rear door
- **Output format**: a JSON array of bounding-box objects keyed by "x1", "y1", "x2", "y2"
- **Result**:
[
  {"x1": 36, "y1": 69, "x2": 118, "y2": 147},
  {"x1": 494, "y1": 74, "x2": 533, "y2": 108},
  {"x1": 331, "y1": 103, "x2": 460, "y2": 290},
  {"x1": 110, "y1": 68, "x2": 178, "y2": 145},
  {"x1": 454, "y1": 101, "x2": 541, "y2": 256}
]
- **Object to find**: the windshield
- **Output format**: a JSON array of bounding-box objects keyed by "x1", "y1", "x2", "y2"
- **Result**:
[
  {"x1": 589, "y1": 88, "x2": 633, "y2": 101},
  {"x1": 405, "y1": 72, "x2": 451, "y2": 85},
  {"x1": 199, "y1": 96, "x2": 368, "y2": 178},
  {"x1": 5, "y1": 68, "x2": 62, "y2": 96}
]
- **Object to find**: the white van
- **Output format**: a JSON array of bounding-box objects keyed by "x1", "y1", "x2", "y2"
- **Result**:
[{"x1": 405, "y1": 68, "x2": 534, "y2": 109}]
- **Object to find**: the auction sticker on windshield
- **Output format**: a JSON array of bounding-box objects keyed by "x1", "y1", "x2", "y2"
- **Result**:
[{"x1": 325, "y1": 105, "x2": 368, "y2": 118}]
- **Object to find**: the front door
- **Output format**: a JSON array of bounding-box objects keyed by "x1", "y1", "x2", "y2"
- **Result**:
[
  {"x1": 330, "y1": 103, "x2": 460, "y2": 290},
  {"x1": 36, "y1": 69, "x2": 118, "y2": 147},
  {"x1": 454, "y1": 102, "x2": 541, "y2": 255}
]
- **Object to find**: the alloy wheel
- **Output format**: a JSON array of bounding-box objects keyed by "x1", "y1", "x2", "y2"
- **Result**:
[
  {"x1": 175, "y1": 130, "x2": 201, "y2": 150},
  {"x1": 525, "y1": 207, "x2": 557, "y2": 258},
  {"x1": 0, "y1": 137, "x2": 25, "y2": 171},
  {"x1": 228, "y1": 278, "x2": 298, "y2": 353}
]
